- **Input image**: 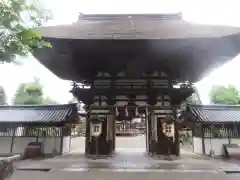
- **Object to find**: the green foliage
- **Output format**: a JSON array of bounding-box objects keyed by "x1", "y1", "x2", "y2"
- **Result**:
[
  {"x1": 12, "y1": 79, "x2": 58, "y2": 105},
  {"x1": 25, "y1": 78, "x2": 43, "y2": 96},
  {"x1": 0, "y1": 86, "x2": 7, "y2": 105},
  {"x1": 0, "y1": 0, "x2": 52, "y2": 63},
  {"x1": 209, "y1": 85, "x2": 240, "y2": 105},
  {"x1": 23, "y1": 95, "x2": 43, "y2": 104},
  {"x1": 12, "y1": 83, "x2": 28, "y2": 104}
]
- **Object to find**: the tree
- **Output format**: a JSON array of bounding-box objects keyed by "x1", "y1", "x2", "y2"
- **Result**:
[
  {"x1": 12, "y1": 83, "x2": 28, "y2": 104},
  {"x1": 209, "y1": 85, "x2": 240, "y2": 105},
  {"x1": 12, "y1": 79, "x2": 59, "y2": 137},
  {"x1": 0, "y1": 86, "x2": 7, "y2": 105},
  {"x1": 0, "y1": 0, "x2": 51, "y2": 63},
  {"x1": 12, "y1": 78, "x2": 58, "y2": 105},
  {"x1": 24, "y1": 78, "x2": 43, "y2": 104}
]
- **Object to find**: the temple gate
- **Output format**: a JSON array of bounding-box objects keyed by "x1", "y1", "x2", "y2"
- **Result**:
[
  {"x1": 33, "y1": 13, "x2": 240, "y2": 158},
  {"x1": 71, "y1": 70, "x2": 193, "y2": 157}
]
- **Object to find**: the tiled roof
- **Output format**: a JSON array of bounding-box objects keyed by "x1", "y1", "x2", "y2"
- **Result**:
[
  {"x1": 36, "y1": 13, "x2": 240, "y2": 39},
  {"x1": 188, "y1": 104, "x2": 240, "y2": 123},
  {"x1": 0, "y1": 103, "x2": 78, "y2": 124}
]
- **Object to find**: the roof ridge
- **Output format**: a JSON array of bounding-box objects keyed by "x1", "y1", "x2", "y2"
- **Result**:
[
  {"x1": 0, "y1": 103, "x2": 77, "y2": 110},
  {"x1": 188, "y1": 103, "x2": 240, "y2": 109},
  {"x1": 79, "y1": 13, "x2": 182, "y2": 21}
]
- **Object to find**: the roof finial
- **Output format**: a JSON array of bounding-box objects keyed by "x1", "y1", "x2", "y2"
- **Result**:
[{"x1": 78, "y1": 12, "x2": 84, "y2": 20}]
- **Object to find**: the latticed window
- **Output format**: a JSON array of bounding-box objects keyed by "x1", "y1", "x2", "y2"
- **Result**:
[
  {"x1": 165, "y1": 125, "x2": 172, "y2": 133},
  {"x1": 93, "y1": 125, "x2": 100, "y2": 132},
  {"x1": 162, "y1": 123, "x2": 173, "y2": 137}
]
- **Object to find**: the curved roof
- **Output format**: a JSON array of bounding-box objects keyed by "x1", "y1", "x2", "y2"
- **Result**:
[
  {"x1": 37, "y1": 13, "x2": 240, "y2": 39},
  {"x1": 187, "y1": 104, "x2": 240, "y2": 123},
  {"x1": 0, "y1": 103, "x2": 78, "y2": 124},
  {"x1": 33, "y1": 13, "x2": 240, "y2": 82}
]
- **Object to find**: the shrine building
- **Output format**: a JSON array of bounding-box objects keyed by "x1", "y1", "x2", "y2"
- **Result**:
[{"x1": 32, "y1": 13, "x2": 240, "y2": 157}]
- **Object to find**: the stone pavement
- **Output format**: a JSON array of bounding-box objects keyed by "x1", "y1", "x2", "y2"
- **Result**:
[
  {"x1": 10, "y1": 155, "x2": 240, "y2": 180},
  {"x1": 9, "y1": 170, "x2": 240, "y2": 180},
  {"x1": 9, "y1": 136, "x2": 240, "y2": 180},
  {"x1": 12, "y1": 150, "x2": 240, "y2": 171}
]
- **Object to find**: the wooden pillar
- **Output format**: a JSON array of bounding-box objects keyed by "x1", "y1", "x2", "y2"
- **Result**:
[
  {"x1": 146, "y1": 110, "x2": 152, "y2": 154},
  {"x1": 146, "y1": 109, "x2": 151, "y2": 154},
  {"x1": 149, "y1": 111, "x2": 158, "y2": 155},
  {"x1": 106, "y1": 114, "x2": 115, "y2": 156},
  {"x1": 145, "y1": 109, "x2": 149, "y2": 153},
  {"x1": 173, "y1": 107, "x2": 180, "y2": 156},
  {"x1": 85, "y1": 113, "x2": 114, "y2": 157},
  {"x1": 112, "y1": 114, "x2": 116, "y2": 154},
  {"x1": 10, "y1": 126, "x2": 16, "y2": 154},
  {"x1": 85, "y1": 109, "x2": 91, "y2": 156},
  {"x1": 201, "y1": 124, "x2": 205, "y2": 155}
]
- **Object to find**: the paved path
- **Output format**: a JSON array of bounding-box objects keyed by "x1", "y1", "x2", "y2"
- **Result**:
[
  {"x1": 10, "y1": 170, "x2": 240, "y2": 180},
  {"x1": 9, "y1": 136, "x2": 240, "y2": 180}
]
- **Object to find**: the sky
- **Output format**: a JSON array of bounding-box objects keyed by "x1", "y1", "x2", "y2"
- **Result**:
[{"x1": 0, "y1": 0, "x2": 240, "y2": 104}]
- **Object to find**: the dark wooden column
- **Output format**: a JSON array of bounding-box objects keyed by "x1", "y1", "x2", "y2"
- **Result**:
[
  {"x1": 106, "y1": 113, "x2": 115, "y2": 156},
  {"x1": 108, "y1": 74, "x2": 116, "y2": 155},
  {"x1": 84, "y1": 108, "x2": 91, "y2": 156},
  {"x1": 201, "y1": 124, "x2": 205, "y2": 155},
  {"x1": 173, "y1": 107, "x2": 180, "y2": 156},
  {"x1": 145, "y1": 108, "x2": 149, "y2": 153},
  {"x1": 149, "y1": 110, "x2": 157, "y2": 155},
  {"x1": 112, "y1": 111, "x2": 116, "y2": 154}
]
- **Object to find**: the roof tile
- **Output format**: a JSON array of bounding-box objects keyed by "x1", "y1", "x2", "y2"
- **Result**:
[
  {"x1": 0, "y1": 104, "x2": 78, "y2": 124},
  {"x1": 188, "y1": 104, "x2": 240, "y2": 123}
]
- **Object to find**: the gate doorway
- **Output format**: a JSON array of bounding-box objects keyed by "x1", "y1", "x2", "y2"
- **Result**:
[
  {"x1": 70, "y1": 117, "x2": 86, "y2": 154},
  {"x1": 179, "y1": 126, "x2": 194, "y2": 156},
  {"x1": 115, "y1": 117, "x2": 146, "y2": 154}
]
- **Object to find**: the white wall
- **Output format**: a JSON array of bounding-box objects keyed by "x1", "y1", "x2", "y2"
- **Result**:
[
  {"x1": 0, "y1": 137, "x2": 12, "y2": 154},
  {"x1": 204, "y1": 138, "x2": 229, "y2": 156},
  {"x1": 0, "y1": 136, "x2": 65, "y2": 155},
  {"x1": 38, "y1": 137, "x2": 61, "y2": 154},
  {"x1": 193, "y1": 137, "x2": 203, "y2": 154},
  {"x1": 231, "y1": 139, "x2": 240, "y2": 145},
  {"x1": 70, "y1": 136, "x2": 85, "y2": 153},
  {"x1": 12, "y1": 137, "x2": 37, "y2": 154},
  {"x1": 62, "y1": 136, "x2": 71, "y2": 154},
  {"x1": 193, "y1": 137, "x2": 240, "y2": 157}
]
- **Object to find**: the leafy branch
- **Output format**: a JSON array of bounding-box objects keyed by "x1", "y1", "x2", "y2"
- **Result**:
[{"x1": 0, "y1": 0, "x2": 52, "y2": 63}]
